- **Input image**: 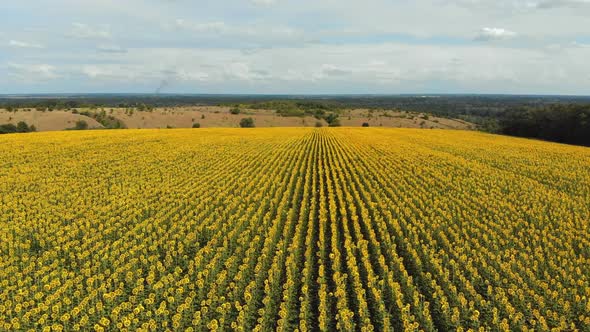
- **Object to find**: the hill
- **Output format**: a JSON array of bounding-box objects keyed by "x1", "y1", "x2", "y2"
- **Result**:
[
  {"x1": 0, "y1": 106, "x2": 473, "y2": 131},
  {"x1": 0, "y1": 109, "x2": 102, "y2": 131},
  {"x1": 0, "y1": 128, "x2": 588, "y2": 331}
]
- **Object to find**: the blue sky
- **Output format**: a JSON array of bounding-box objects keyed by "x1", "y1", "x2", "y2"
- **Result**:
[{"x1": 1, "y1": 0, "x2": 590, "y2": 94}]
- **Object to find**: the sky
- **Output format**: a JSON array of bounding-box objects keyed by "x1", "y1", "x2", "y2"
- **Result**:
[{"x1": 1, "y1": 0, "x2": 590, "y2": 95}]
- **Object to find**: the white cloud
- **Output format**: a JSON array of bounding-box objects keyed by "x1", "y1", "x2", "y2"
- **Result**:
[
  {"x1": 317, "y1": 64, "x2": 353, "y2": 79},
  {"x1": 536, "y1": 0, "x2": 590, "y2": 8},
  {"x1": 49, "y1": 42, "x2": 586, "y2": 92},
  {"x1": 174, "y1": 20, "x2": 227, "y2": 33},
  {"x1": 79, "y1": 61, "x2": 209, "y2": 84},
  {"x1": 475, "y1": 27, "x2": 517, "y2": 41},
  {"x1": 252, "y1": 0, "x2": 277, "y2": 5},
  {"x1": 8, "y1": 40, "x2": 43, "y2": 49},
  {"x1": 7, "y1": 63, "x2": 59, "y2": 80},
  {"x1": 81, "y1": 65, "x2": 153, "y2": 81},
  {"x1": 68, "y1": 23, "x2": 111, "y2": 39},
  {"x1": 97, "y1": 44, "x2": 127, "y2": 53},
  {"x1": 1, "y1": 0, "x2": 590, "y2": 93},
  {"x1": 224, "y1": 62, "x2": 268, "y2": 81},
  {"x1": 160, "y1": 68, "x2": 209, "y2": 82},
  {"x1": 170, "y1": 19, "x2": 306, "y2": 46}
]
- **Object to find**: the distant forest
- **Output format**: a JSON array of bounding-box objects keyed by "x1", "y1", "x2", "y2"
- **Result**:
[
  {"x1": 1, "y1": 94, "x2": 589, "y2": 146},
  {"x1": 498, "y1": 104, "x2": 589, "y2": 146}
]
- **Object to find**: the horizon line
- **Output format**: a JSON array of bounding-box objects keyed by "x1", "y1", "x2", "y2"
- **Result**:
[{"x1": 2, "y1": 93, "x2": 590, "y2": 98}]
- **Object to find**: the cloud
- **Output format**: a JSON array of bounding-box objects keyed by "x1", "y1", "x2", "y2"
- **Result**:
[
  {"x1": 1, "y1": 0, "x2": 590, "y2": 94},
  {"x1": 8, "y1": 40, "x2": 43, "y2": 49},
  {"x1": 174, "y1": 19, "x2": 227, "y2": 33},
  {"x1": 169, "y1": 19, "x2": 307, "y2": 47},
  {"x1": 97, "y1": 44, "x2": 127, "y2": 53},
  {"x1": 536, "y1": 0, "x2": 590, "y2": 9},
  {"x1": 475, "y1": 27, "x2": 517, "y2": 41},
  {"x1": 571, "y1": 41, "x2": 590, "y2": 48},
  {"x1": 160, "y1": 68, "x2": 209, "y2": 81},
  {"x1": 80, "y1": 65, "x2": 150, "y2": 81},
  {"x1": 3, "y1": 41, "x2": 590, "y2": 94},
  {"x1": 224, "y1": 62, "x2": 268, "y2": 81},
  {"x1": 320, "y1": 64, "x2": 352, "y2": 77},
  {"x1": 7, "y1": 63, "x2": 59, "y2": 80},
  {"x1": 251, "y1": 0, "x2": 277, "y2": 5},
  {"x1": 68, "y1": 23, "x2": 111, "y2": 39}
]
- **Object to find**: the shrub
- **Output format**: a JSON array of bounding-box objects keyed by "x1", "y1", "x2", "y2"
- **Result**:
[
  {"x1": 313, "y1": 109, "x2": 326, "y2": 119},
  {"x1": 230, "y1": 108, "x2": 241, "y2": 115},
  {"x1": 92, "y1": 111, "x2": 126, "y2": 129},
  {"x1": 315, "y1": 121, "x2": 323, "y2": 127},
  {"x1": 72, "y1": 120, "x2": 89, "y2": 130},
  {"x1": 323, "y1": 113, "x2": 341, "y2": 127},
  {"x1": 192, "y1": 123, "x2": 201, "y2": 128},
  {"x1": 0, "y1": 123, "x2": 17, "y2": 134},
  {"x1": 16, "y1": 121, "x2": 31, "y2": 133},
  {"x1": 239, "y1": 117, "x2": 255, "y2": 128},
  {"x1": 277, "y1": 108, "x2": 305, "y2": 117},
  {"x1": 362, "y1": 122, "x2": 370, "y2": 127},
  {"x1": 1, "y1": 121, "x2": 35, "y2": 134},
  {"x1": 328, "y1": 118, "x2": 341, "y2": 127}
]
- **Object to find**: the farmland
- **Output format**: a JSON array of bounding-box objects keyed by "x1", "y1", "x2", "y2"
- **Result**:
[
  {"x1": 0, "y1": 106, "x2": 474, "y2": 131},
  {"x1": 0, "y1": 128, "x2": 589, "y2": 331}
]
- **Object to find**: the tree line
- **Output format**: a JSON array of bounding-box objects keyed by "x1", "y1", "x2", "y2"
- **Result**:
[
  {"x1": 497, "y1": 104, "x2": 590, "y2": 146},
  {"x1": 0, "y1": 121, "x2": 36, "y2": 134}
]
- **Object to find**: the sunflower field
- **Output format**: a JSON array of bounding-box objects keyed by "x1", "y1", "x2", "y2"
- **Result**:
[{"x1": 0, "y1": 128, "x2": 589, "y2": 331}]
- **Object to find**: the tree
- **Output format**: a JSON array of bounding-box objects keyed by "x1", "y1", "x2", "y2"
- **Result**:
[
  {"x1": 323, "y1": 113, "x2": 341, "y2": 126},
  {"x1": 72, "y1": 120, "x2": 89, "y2": 130},
  {"x1": 16, "y1": 121, "x2": 30, "y2": 133},
  {"x1": 328, "y1": 118, "x2": 341, "y2": 127},
  {"x1": 0, "y1": 124, "x2": 17, "y2": 134},
  {"x1": 498, "y1": 104, "x2": 590, "y2": 146},
  {"x1": 239, "y1": 117, "x2": 255, "y2": 128}
]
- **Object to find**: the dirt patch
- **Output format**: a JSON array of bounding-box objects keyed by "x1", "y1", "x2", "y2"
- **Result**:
[
  {"x1": 0, "y1": 110, "x2": 102, "y2": 131},
  {"x1": 106, "y1": 107, "x2": 326, "y2": 128},
  {"x1": 1, "y1": 106, "x2": 474, "y2": 131},
  {"x1": 333, "y1": 109, "x2": 473, "y2": 129}
]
